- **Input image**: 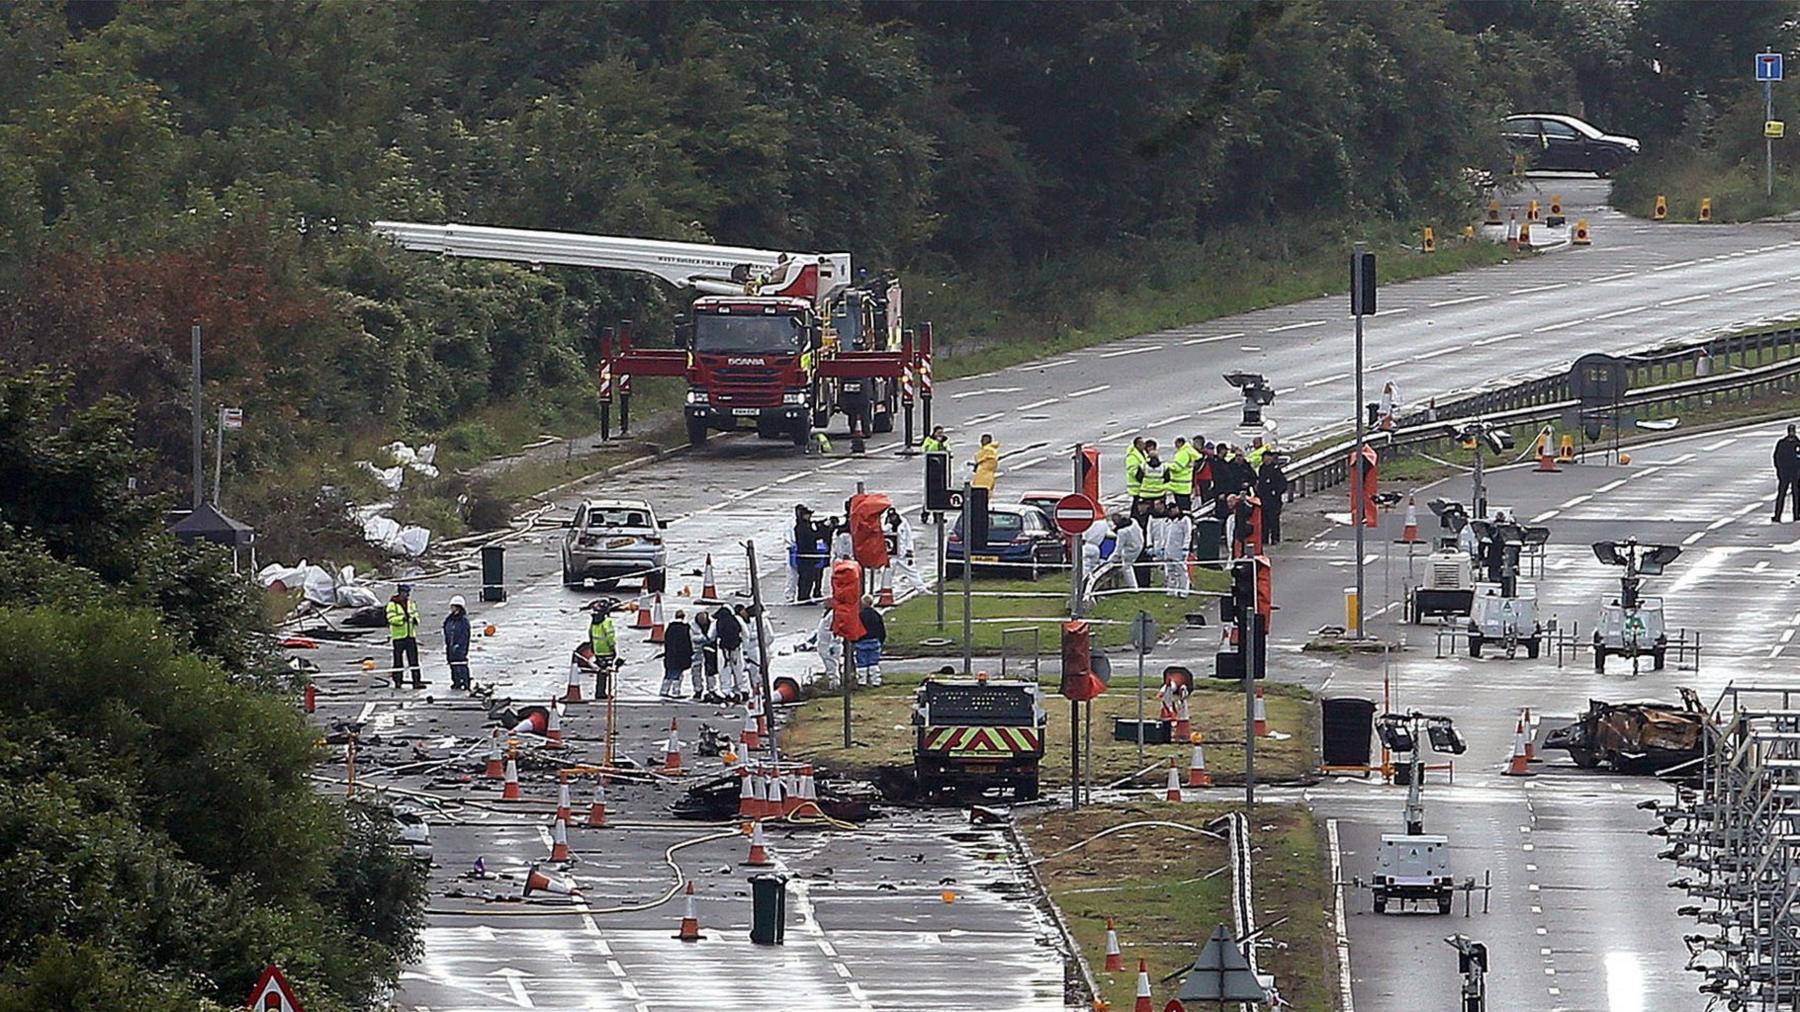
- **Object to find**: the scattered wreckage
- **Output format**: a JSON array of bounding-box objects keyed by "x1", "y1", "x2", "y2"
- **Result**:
[{"x1": 1541, "y1": 688, "x2": 1705, "y2": 775}]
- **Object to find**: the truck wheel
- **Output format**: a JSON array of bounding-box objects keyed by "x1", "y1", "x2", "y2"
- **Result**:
[
  {"x1": 563, "y1": 569, "x2": 584, "y2": 590},
  {"x1": 1014, "y1": 776, "x2": 1040, "y2": 801},
  {"x1": 1525, "y1": 638, "x2": 1541, "y2": 659},
  {"x1": 1372, "y1": 894, "x2": 1387, "y2": 915},
  {"x1": 873, "y1": 398, "x2": 895, "y2": 434},
  {"x1": 1437, "y1": 894, "x2": 1454, "y2": 916},
  {"x1": 1652, "y1": 649, "x2": 1667, "y2": 671},
  {"x1": 791, "y1": 420, "x2": 809, "y2": 447},
  {"x1": 686, "y1": 418, "x2": 709, "y2": 446},
  {"x1": 1594, "y1": 650, "x2": 1606, "y2": 674},
  {"x1": 1411, "y1": 598, "x2": 1424, "y2": 625},
  {"x1": 1468, "y1": 634, "x2": 1483, "y2": 659}
]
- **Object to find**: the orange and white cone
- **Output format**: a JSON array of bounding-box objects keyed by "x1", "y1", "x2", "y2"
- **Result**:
[
  {"x1": 1523, "y1": 708, "x2": 1539, "y2": 762},
  {"x1": 1173, "y1": 694, "x2": 1192, "y2": 742},
  {"x1": 563, "y1": 660, "x2": 584, "y2": 704},
  {"x1": 484, "y1": 730, "x2": 505, "y2": 779},
  {"x1": 586, "y1": 779, "x2": 608, "y2": 828},
  {"x1": 549, "y1": 816, "x2": 571, "y2": 861},
  {"x1": 1399, "y1": 496, "x2": 1421, "y2": 543},
  {"x1": 738, "y1": 768, "x2": 758, "y2": 818},
  {"x1": 662, "y1": 720, "x2": 684, "y2": 774},
  {"x1": 698, "y1": 554, "x2": 721, "y2": 604},
  {"x1": 750, "y1": 766, "x2": 771, "y2": 818},
  {"x1": 1133, "y1": 958, "x2": 1154, "y2": 1012},
  {"x1": 501, "y1": 753, "x2": 522, "y2": 801},
  {"x1": 555, "y1": 773, "x2": 572, "y2": 821},
  {"x1": 1504, "y1": 716, "x2": 1535, "y2": 776},
  {"x1": 1535, "y1": 428, "x2": 1560, "y2": 473},
  {"x1": 877, "y1": 566, "x2": 896, "y2": 607},
  {"x1": 767, "y1": 767, "x2": 787, "y2": 816},
  {"x1": 648, "y1": 594, "x2": 666, "y2": 643},
  {"x1": 1253, "y1": 686, "x2": 1269, "y2": 737},
  {"x1": 741, "y1": 708, "x2": 761, "y2": 751},
  {"x1": 633, "y1": 589, "x2": 653, "y2": 629},
  {"x1": 545, "y1": 703, "x2": 564, "y2": 748},
  {"x1": 1188, "y1": 738, "x2": 1213, "y2": 788},
  {"x1": 743, "y1": 820, "x2": 773, "y2": 867},
  {"x1": 753, "y1": 696, "x2": 769, "y2": 740},
  {"x1": 783, "y1": 768, "x2": 804, "y2": 817},
  {"x1": 1165, "y1": 760, "x2": 1183, "y2": 802},
  {"x1": 672, "y1": 882, "x2": 704, "y2": 940},
  {"x1": 523, "y1": 863, "x2": 580, "y2": 897},
  {"x1": 1104, "y1": 917, "x2": 1125, "y2": 972}
]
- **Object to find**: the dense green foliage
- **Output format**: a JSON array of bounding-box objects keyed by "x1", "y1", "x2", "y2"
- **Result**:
[
  {"x1": 0, "y1": 370, "x2": 425, "y2": 1010},
  {"x1": 0, "y1": 0, "x2": 1789, "y2": 507}
]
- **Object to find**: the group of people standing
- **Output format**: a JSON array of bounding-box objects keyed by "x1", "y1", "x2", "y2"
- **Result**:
[
  {"x1": 784, "y1": 503, "x2": 930, "y2": 604},
  {"x1": 645, "y1": 601, "x2": 770, "y2": 703}
]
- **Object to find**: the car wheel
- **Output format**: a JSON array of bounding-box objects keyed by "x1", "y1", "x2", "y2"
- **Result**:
[
  {"x1": 1468, "y1": 634, "x2": 1483, "y2": 659},
  {"x1": 1026, "y1": 555, "x2": 1040, "y2": 582},
  {"x1": 946, "y1": 563, "x2": 964, "y2": 580}
]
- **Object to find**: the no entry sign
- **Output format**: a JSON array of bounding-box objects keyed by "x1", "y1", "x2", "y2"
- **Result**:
[{"x1": 1053, "y1": 493, "x2": 1101, "y2": 535}]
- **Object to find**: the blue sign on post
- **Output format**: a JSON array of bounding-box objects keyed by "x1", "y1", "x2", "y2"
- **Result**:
[{"x1": 1757, "y1": 52, "x2": 1783, "y2": 82}]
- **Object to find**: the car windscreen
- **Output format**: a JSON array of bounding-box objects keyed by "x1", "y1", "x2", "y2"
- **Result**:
[
  {"x1": 694, "y1": 314, "x2": 806, "y2": 353},
  {"x1": 584, "y1": 508, "x2": 651, "y2": 530},
  {"x1": 952, "y1": 511, "x2": 1024, "y2": 542}
]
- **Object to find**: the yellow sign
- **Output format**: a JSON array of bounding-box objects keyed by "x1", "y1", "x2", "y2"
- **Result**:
[{"x1": 1767, "y1": 120, "x2": 1786, "y2": 139}]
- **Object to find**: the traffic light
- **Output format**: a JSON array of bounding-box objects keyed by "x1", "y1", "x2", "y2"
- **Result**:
[
  {"x1": 966, "y1": 485, "x2": 990, "y2": 549},
  {"x1": 925, "y1": 451, "x2": 954, "y2": 512}
]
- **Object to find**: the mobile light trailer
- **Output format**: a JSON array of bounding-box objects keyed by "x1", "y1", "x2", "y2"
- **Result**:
[
  {"x1": 1464, "y1": 513, "x2": 1550, "y2": 659},
  {"x1": 1411, "y1": 498, "x2": 1476, "y2": 623},
  {"x1": 1361, "y1": 711, "x2": 1484, "y2": 916},
  {"x1": 370, "y1": 222, "x2": 929, "y2": 449},
  {"x1": 1590, "y1": 538, "x2": 1681, "y2": 674}
]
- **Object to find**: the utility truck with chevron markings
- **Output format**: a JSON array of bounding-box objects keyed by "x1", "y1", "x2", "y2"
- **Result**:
[{"x1": 912, "y1": 675, "x2": 1047, "y2": 802}]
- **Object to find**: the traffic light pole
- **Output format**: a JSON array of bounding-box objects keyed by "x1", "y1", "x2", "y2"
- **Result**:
[
  {"x1": 961, "y1": 479, "x2": 973, "y2": 676},
  {"x1": 1242, "y1": 556, "x2": 1257, "y2": 809},
  {"x1": 1351, "y1": 246, "x2": 1368, "y2": 640}
]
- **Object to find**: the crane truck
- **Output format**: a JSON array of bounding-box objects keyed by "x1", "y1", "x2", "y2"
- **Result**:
[{"x1": 370, "y1": 222, "x2": 932, "y2": 449}]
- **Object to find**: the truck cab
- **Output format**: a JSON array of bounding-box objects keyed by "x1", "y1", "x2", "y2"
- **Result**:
[{"x1": 684, "y1": 296, "x2": 816, "y2": 446}]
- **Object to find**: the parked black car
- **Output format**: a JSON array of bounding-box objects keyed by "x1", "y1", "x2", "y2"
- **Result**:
[{"x1": 1503, "y1": 113, "x2": 1640, "y2": 177}]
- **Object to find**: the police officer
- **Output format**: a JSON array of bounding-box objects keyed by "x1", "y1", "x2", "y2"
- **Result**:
[
  {"x1": 1169, "y1": 436, "x2": 1199, "y2": 512},
  {"x1": 922, "y1": 425, "x2": 949, "y2": 453},
  {"x1": 1776, "y1": 424, "x2": 1800, "y2": 522},
  {"x1": 588, "y1": 599, "x2": 618, "y2": 698},
  {"x1": 1257, "y1": 453, "x2": 1289, "y2": 545},
  {"x1": 386, "y1": 583, "x2": 423, "y2": 688},
  {"x1": 1124, "y1": 437, "x2": 1146, "y2": 504}
]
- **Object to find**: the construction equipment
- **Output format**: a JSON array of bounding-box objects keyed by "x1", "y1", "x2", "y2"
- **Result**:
[
  {"x1": 1364, "y1": 710, "x2": 1473, "y2": 915},
  {"x1": 370, "y1": 222, "x2": 929, "y2": 449},
  {"x1": 1541, "y1": 688, "x2": 1705, "y2": 774},
  {"x1": 1590, "y1": 538, "x2": 1681, "y2": 673},
  {"x1": 911, "y1": 675, "x2": 1047, "y2": 801},
  {"x1": 1411, "y1": 498, "x2": 1476, "y2": 622},
  {"x1": 1464, "y1": 512, "x2": 1549, "y2": 659}
]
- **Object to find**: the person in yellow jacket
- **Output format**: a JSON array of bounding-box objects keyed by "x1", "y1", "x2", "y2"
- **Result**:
[
  {"x1": 971, "y1": 433, "x2": 1000, "y2": 491},
  {"x1": 1169, "y1": 436, "x2": 1200, "y2": 511},
  {"x1": 588, "y1": 599, "x2": 619, "y2": 698},
  {"x1": 1124, "y1": 437, "x2": 1146, "y2": 500},
  {"x1": 386, "y1": 583, "x2": 424, "y2": 688}
]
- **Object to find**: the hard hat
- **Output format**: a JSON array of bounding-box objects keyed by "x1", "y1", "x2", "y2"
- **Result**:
[
  {"x1": 398, "y1": 583, "x2": 414, "y2": 593},
  {"x1": 449, "y1": 595, "x2": 466, "y2": 609}
]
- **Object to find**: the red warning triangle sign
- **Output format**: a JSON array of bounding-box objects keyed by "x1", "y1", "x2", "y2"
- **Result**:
[{"x1": 246, "y1": 964, "x2": 305, "y2": 1012}]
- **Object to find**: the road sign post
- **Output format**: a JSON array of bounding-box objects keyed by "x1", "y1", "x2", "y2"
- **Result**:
[
  {"x1": 1350, "y1": 247, "x2": 1376, "y2": 640},
  {"x1": 1130, "y1": 611, "x2": 1157, "y2": 764},
  {"x1": 1760, "y1": 51, "x2": 1784, "y2": 198},
  {"x1": 1055, "y1": 486, "x2": 1100, "y2": 619},
  {"x1": 960, "y1": 480, "x2": 974, "y2": 675}
]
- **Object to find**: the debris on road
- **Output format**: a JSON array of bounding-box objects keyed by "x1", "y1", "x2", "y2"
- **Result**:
[{"x1": 1541, "y1": 688, "x2": 1705, "y2": 774}]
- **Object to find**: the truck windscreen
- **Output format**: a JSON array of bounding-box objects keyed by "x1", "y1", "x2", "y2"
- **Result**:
[{"x1": 694, "y1": 315, "x2": 805, "y2": 354}]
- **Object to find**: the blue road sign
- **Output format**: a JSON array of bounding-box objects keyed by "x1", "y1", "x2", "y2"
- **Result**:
[{"x1": 1757, "y1": 52, "x2": 1783, "y2": 82}]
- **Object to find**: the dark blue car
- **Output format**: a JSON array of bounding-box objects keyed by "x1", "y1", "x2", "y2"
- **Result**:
[{"x1": 944, "y1": 503, "x2": 1069, "y2": 580}]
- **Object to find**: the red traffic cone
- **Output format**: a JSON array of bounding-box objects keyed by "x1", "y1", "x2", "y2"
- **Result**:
[
  {"x1": 633, "y1": 589, "x2": 653, "y2": 629},
  {"x1": 1535, "y1": 428, "x2": 1561, "y2": 473},
  {"x1": 1164, "y1": 760, "x2": 1183, "y2": 802},
  {"x1": 563, "y1": 660, "x2": 584, "y2": 704},
  {"x1": 743, "y1": 820, "x2": 773, "y2": 867},
  {"x1": 545, "y1": 703, "x2": 564, "y2": 748},
  {"x1": 750, "y1": 766, "x2": 770, "y2": 818},
  {"x1": 549, "y1": 816, "x2": 571, "y2": 861},
  {"x1": 501, "y1": 753, "x2": 522, "y2": 801},
  {"x1": 1399, "y1": 496, "x2": 1421, "y2": 543},
  {"x1": 648, "y1": 594, "x2": 666, "y2": 643},
  {"x1": 1188, "y1": 739, "x2": 1213, "y2": 788},
  {"x1": 1504, "y1": 717, "x2": 1535, "y2": 776},
  {"x1": 698, "y1": 555, "x2": 721, "y2": 604},
  {"x1": 1104, "y1": 917, "x2": 1125, "y2": 972},
  {"x1": 740, "y1": 708, "x2": 761, "y2": 751},
  {"x1": 799, "y1": 764, "x2": 817, "y2": 810},
  {"x1": 662, "y1": 720, "x2": 684, "y2": 774},
  {"x1": 738, "y1": 768, "x2": 758, "y2": 818},
  {"x1": 1133, "y1": 958, "x2": 1154, "y2": 1012},
  {"x1": 523, "y1": 863, "x2": 580, "y2": 897},
  {"x1": 1172, "y1": 694, "x2": 1191, "y2": 742},
  {"x1": 555, "y1": 772, "x2": 572, "y2": 821},
  {"x1": 877, "y1": 566, "x2": 895, "y2": 607},
  {"x1": 586, "y1": 779, "x2": 608, "y2": 828},
  {"x1": 766, "y1": 766, "x2": 787, "y2": 816},
  {"x1": 672, "y1": 882, "x2": 704, "y2": 940},
  {"x1": 1253, "y1": 686, "x2": 1269, "y2": 737},
  {"x1": 484, "y1": 730, "x2": 505, "y2": 779},
  {"x1": 1523, "y1": 707, "x2": 1539, "y2": 762}
]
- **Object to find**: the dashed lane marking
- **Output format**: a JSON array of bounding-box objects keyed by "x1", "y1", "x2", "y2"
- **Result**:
[
  {"x1": 1182, "y1": 332, "x2": 1244, "y2": 346},
  {"x1": 1535, "y1": 319, "x2": 1582, "y2": 333},
  {"x1": 1305, "y1": 373, "x2": 1349, "y2": 387},
  {"x1": 1651, "y1": 259, "x2": 1702, "y2": 272},
  {"x1": 1067, "y1": 384, "x2": 1110, "y2": 398},
  {"x1": 1473, "y1": 331, "x2": 1524, "y2": 346},
  {"x1": 1017, "y1": 397, "x2": 1058, "y2": 411},
  {"x1": 1097, "y1": 345, "x2": 1163, "y2": 359},
  {"x1": 1429, "y1": 294, "x2": 1490, "y2": 308},
  {"x1": 1588, "y1": 271, "x2": 1637, "y2": 283},
  {"x1": 1530, "y1": 509, "x2": 1559, "y2": 523},
  {"x1": 1659, "y1": 293, "x2": 1712, "y2": 306},
  {"x1": 1509, "y1": 283, "x2": 1568, "y2": 295},
  {"x1": 1591, "y1": 305, "x2": 1649, "y2": 321},
  {"x1": 1267, "y1": 320, "x2": 1327, "y2": 332},
  {"x1": 1728, "y1": 280, "x2": 1779, "y2": 294},
  {"x1": 1411, "y1": 346, "x2": 1459, "y2": 361}
]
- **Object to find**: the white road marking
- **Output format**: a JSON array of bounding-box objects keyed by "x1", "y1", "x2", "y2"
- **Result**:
[
  {"x1": 1708, "y1": 517, "x2": 1732, "y2": 530},
  {"x1": 1682, "y1": 531, "x2": 1705, "y2": 546},
  {"x1": 1006, "y1": 455, "x2": 1047, "y2": 473},
  {"x1": 1183, "y1": 332, "x2": 1244, "y2": 346},
  {"x1": 1702, "y1": 437, "x2": 1737, "y2": 451},
  {"x1": 1535, "y1": 319, "x2": 1582, "y2": 333},
  {"x1": 1588, "y1": 271, "x2": 1637, "y2": 283},
  {"x1": 1591, "y1": 305, "x2": 1649, "y2": 321},
  {"x1": 1151, "y1": 413, "x2": 1190, "y2": 426},
  {"x1": 1327, "y1": 819, "x2": 1356, "y2": 1012},
  {"x1": 1267, "y1": 320, "x2": 1326, "y2": 332},
  {"x1": 1530, "y1": 510, "x2": 1559, "y2": 523},
  {"x1": 775, "y1": 472, "x2": 808, "y2": 484},
  {"x1": 1034, "y1": 359, "x2": 1078, "y2": 369},
  {"x1": 1411, "y1": 346, "x2": 1459, "y2": 361},
  {"x1": 1305, "y1": 373, "x2": 1349, "y2": 387},
  {"x1": 963, "y1": 412, "x2": 1003, "y2": 425},
  {"x1": 1017, "y1": 397, "x2": 1058, "y2": 411},
  {"x1": 1651, "y1": 259, "x2": 1701, "y2": 272},
  {"x1": 1068, "y1": 384, "x2": 1110, "y2": 398},
  {"x1": 1659, "y1": 293, "x2": 1712, "y2": 306},
  {"x1": 1098, "y1": 345, "x2": 1163, "y2": 359},
  {"x1": 1727, "y1": 280, "x2": 1778, "y2": 294},
  {"x1": 1595, "y1": 479, "x2": 1627, "y2": 493},
  {"x1": 1473, "y1": 332, "x2": 1523, "y2": 346},
  {"x1": 1509, "y1": 283, "x2": 1568, "y2": 295},
  {"x1": 1429, "y1": 294, "x2": 1490, "y2": 308},
  {"x1": 1559, "y1": 495, "x2": 1591, "y2": 508}
]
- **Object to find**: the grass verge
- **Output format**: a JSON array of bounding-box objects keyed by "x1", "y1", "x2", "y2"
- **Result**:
[
  {"x1": 778, "y1": 672, "x2": 1315, "y2": 788},
  {"x1": 883, "y1": 572, "x2": 1229, "y2": 656},
  {"x1": 1022, "y1": 802, "x2": 1337, "y2": 1012}
]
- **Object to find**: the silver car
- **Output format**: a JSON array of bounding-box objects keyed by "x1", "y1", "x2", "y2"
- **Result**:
[{"x1": 560, "y1": 498, "x2": 668, "y2": 589}]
